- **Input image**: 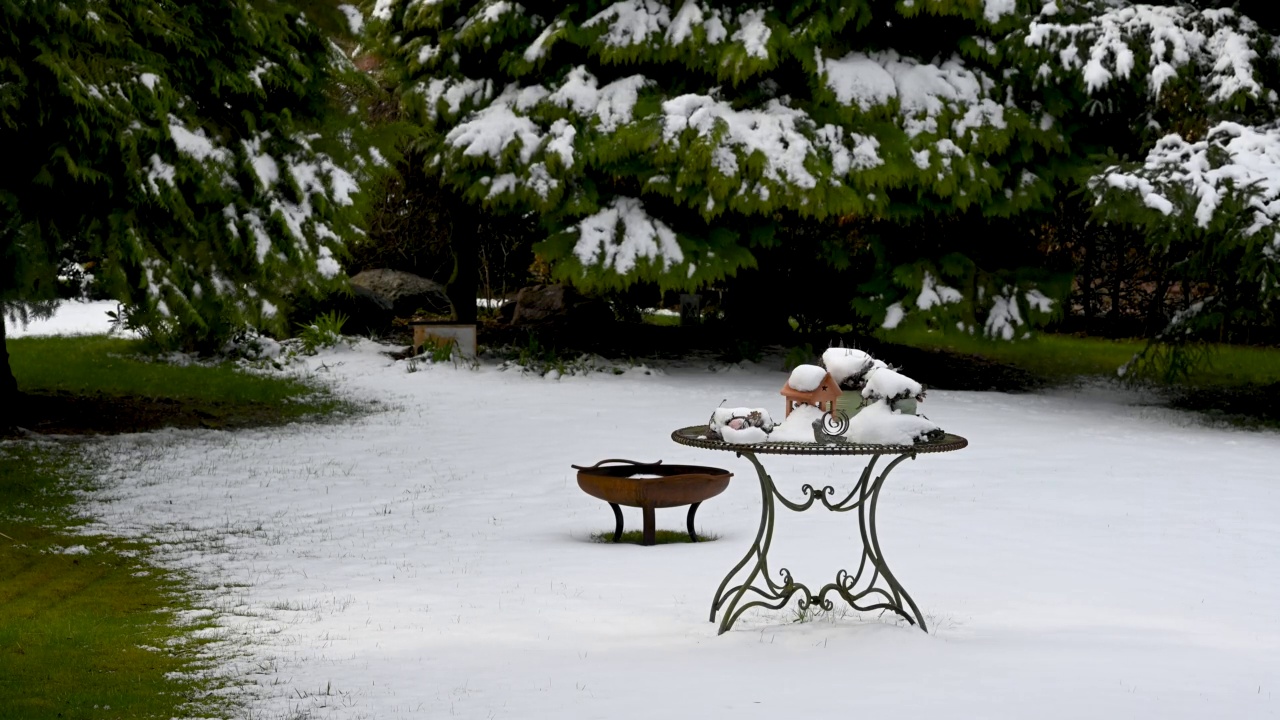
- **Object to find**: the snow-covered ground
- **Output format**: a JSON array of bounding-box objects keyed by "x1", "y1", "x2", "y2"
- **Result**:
[
  {"x1": 12, "y1": 303, "x2": 1280, "y2": 719},
  {"x1": 5, "y1": 300, "x2": 136, "y2": 338}
]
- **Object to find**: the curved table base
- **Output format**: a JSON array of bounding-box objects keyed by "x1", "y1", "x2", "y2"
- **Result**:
[{"x1": 710, "y1": 451, "x2": 926, "y2": 635}]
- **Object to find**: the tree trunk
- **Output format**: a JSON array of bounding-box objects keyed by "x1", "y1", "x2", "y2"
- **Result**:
[
  {"x1": 451, "y1": 244, "x2": 478, "y2": 324},
  {"x1": 448, "y1": 200, "x2": 479, "y2": 324},
  {"x1": 1, "y1": 317, "x2": 18, "y2": 431},
  {"x1": 1081, "y1": 233, "x2": 1095, "y2": 322},
  {"x1": 1145, "y1": 276, "x2": 1171, "y2": 336},
  {"x1": 1110, "y1": 262, "x2": 1123, "y2": 323}
]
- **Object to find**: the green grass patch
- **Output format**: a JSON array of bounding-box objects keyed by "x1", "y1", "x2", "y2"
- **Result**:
[
  {"x1": 0, "y1": 334, "x2": 359, "y2": 717},
  {"x1": 879, "y1": 327, "x2": 1280, "y2": 388},
  {"x1": 11, "y1": 334, "x2": 326, "y2": 404},
  {"x1": 9, "y1": 335, "x2": 353, "y2": 431},
  {"x1": 0, "y1": 444, "x2": 227, "y2": 720},
  {"x1": 641, "y1": 311, "x2": 681, "y2": 327},
  {"x1": 591, "y1": 529, "x2": 720, "y2": 545}
]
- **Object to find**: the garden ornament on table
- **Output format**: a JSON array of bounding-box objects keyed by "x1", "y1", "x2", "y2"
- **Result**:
[
  {"x1": 708, "y1": 405, "x2": 775, "y2": 443},
  {"x1": 811, "y1": 411, "x2": 851, "y2": 445},
  {"x1": 844, "y1": 400, "x2": 946, "y2": 444},
  {"x1": 822, "y1": 347, "x2": 887, "y2": 416},
  {"x1": 860, "y1": 366, "x2": 927, "y2": 415},
  {"x1": 779, "y1": 364, "x2": 842, "y2": 418},
  {"x1": 822, "y1": 347, "x2": 886, "y2": 388}
]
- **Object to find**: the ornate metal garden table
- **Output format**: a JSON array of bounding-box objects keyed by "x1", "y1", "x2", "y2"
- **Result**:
[{"x1": 671, "y1": 426, "x2": 968, "y2": 635}]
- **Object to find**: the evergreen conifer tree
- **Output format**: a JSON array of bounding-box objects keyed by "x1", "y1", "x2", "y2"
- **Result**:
[
  {"x1": 368, "y1": 0, "x2": 1066, "y2": 330},
  {"x1": 369, "y1": 0, "x2": 1280, "y2": 344},
  {"x1": 1015, "y1": 0, "x2": 1280, "y2": 341},
  {"x1": 1, "y1": 0, "x2": 383, "y2": 418}
]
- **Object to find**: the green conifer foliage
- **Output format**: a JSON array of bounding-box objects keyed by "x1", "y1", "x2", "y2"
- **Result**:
[
  {"x1": 370, "y1": 0, "x2": 1280, "y2": 342},
  {"x1": 369, "y1": 0, "x2": 1065, "y2": 299},
  {"x1": 1, "y1": 0, "x2": 381, "y2": 354},
  {"x1": 1013, "y1": 0, "x2": 1280, "y2": 337}
]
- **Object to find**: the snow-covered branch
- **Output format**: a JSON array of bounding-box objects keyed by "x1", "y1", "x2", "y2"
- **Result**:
[{"x1": 1094, "y1": 121, "x2": 1280, "y2": 239}]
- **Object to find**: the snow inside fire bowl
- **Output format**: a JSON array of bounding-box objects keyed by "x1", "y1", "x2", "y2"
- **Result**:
[{"x1": 17, "y1": 306, "x2": 1279, "y2": 720}]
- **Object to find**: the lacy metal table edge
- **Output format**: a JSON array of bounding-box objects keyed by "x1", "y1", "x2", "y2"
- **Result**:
[{"x1": 672, "y1": 425, "x2": 968, "y2": 634}]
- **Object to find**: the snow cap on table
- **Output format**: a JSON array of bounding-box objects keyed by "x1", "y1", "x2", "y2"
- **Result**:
[
  {"x1": 844, "y1": 400, "x2": 941, "y2": 445},
  {"x1": 787, "y1": 364, "x2": 829, "y2": 392},
  {"x1": 719, "y1": 425, "x2": 769, "y2": 444},
  {"x1": 768, "y1": 403, "x2": 826, "y2": 443},
  {"x1": 861, "y1": 367, "x2": 923, "y2": 400},
  {"x1": 821, "y1": 347, "x2": 885, "y2": 384}
]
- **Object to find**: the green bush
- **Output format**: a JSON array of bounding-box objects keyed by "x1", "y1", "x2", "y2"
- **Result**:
[{"x1": 296, "y1": 311, "x2": 349, "y2": 355}]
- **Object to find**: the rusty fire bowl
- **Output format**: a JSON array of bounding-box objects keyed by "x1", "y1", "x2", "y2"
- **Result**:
[{"x1": 572, "y1": 459, "x2": 732, "y2": 545}]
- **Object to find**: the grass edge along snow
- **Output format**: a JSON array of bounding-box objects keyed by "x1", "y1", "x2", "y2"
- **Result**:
[
  {"x1": 2, "y1": 332, "x2": 369, "y2": 718},
  {"x1": 0, "y1": 441, "x2": 239, "y2": 720},
  {"x1": 879, "y1": 325, "x2": 1280, "y2": 388},
  {"x1": 9, "y1": 334, "x2": 362, "y2": 431}
]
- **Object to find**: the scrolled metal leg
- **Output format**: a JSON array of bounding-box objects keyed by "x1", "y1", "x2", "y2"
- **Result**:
[
  {"x1": 711, "y1": 452, "x2": 812, "y2": 634},
  {"x1": 710, "y1": 450, "x2": 929, "y2": 634},
  {"x1": 859, "y1": 455, "x2": 927, "y2": 630},
  {"x1": 709, "y1": 452, "x2": 771, "y2": 624},
  {"x1": 687, "y1": 502, "x2": 701, "y2": 542},
  {"x1": 807, "y1": 452, "x2": 927, "y2": 631},
  {"x1": 609, "y1": 502, "x2": 623, "y2": 543}
]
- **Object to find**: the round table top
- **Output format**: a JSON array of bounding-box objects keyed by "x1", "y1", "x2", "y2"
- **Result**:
[{"x1": 670, "y1": 425, "x2": 968, "y2": 456}]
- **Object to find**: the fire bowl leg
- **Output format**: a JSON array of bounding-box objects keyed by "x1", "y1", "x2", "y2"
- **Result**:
[
  {"x1": 609, "y1": 502, "x2": 624, "y2": 543},
  {"x1": 686, "y1": 502, "x2": 702, "y2": 542},
  {"x1": 642, "y1": 506, "x2": 656, "y2": 546}
]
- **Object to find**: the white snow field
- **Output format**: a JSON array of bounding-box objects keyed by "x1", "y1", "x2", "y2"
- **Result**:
[
  {"x1": 5, "y1": 300, "x2": 137, "y2": 338},
  {"x1": 10, "y1": 304, "x2": 1280, "y2": 719}
]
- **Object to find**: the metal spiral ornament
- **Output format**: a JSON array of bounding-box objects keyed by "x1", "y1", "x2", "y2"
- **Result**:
[{"x1": 814, "y1": 409, "x2": 850, "y2": 444}]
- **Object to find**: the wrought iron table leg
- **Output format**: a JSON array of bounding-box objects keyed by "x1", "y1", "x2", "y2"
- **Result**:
[
  {"x1": 609, "y1": 502, "x2": 623, "y2": 543},
  {"x1": 710, "y1": 451, "x2": 927, "y2": 634},
  {"x1": 686, "y1": 502, "x2": 702, "y2": 542},
  {"x1": 710, "y1": 452, "x2": 802, "y2": 634},
  {"x1": 858, "y1": 457, "x2": 927, "y2": 630}
]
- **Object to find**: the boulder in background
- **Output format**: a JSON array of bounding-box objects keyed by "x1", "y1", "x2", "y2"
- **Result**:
[
  {"x1": 350, "y1": 269, "x2": 454, "y2": 319},
  {"x1": 511, "y1": 284, "x2": 612, "y2": 326}
]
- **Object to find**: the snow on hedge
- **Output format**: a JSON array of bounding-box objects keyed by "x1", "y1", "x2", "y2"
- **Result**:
[
  {"x1": 820, "y1": 51, "x2": 1008, "y2": 139},
  {"x1": 984, "y1": 292, "x2": 1027, "y2": 341},
  {"x1": 1096, "y1": 121, "x2": 1280, "y2": 239},
  {"x1": 916, "y1": 272, "x2": 963, "y2": 310},
  {"x1": 1024, "y1": 2, "x2": 1269, "y2": 102},
  {"x1": 377, "y1": 0, "x2": 1058, "y2": 291},
  {"x1": 375, "y1": 0, "x2": 1279, "y2": 330},
  {"x1": 571, "y1": 197, "x2": 685, "y2": 275}
]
